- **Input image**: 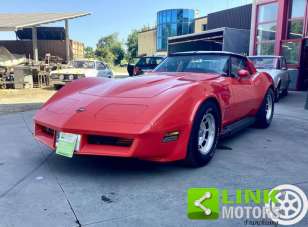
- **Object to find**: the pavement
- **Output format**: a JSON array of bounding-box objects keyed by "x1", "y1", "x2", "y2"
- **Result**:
[{"x1": 0, "y1": 92, "x2": 307, "y2": 227}]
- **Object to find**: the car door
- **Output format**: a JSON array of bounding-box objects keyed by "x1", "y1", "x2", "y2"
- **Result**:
[{"x1": 228, "y1": 56, "x2": 256, "y2": 121}]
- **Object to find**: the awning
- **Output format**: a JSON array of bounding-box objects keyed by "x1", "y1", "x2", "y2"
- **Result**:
[{"x1": 0, "y1": 12, "x2": 90, "y2": 31}]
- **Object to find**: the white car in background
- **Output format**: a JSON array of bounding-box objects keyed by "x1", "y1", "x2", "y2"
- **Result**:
[
  {"x1": 248, "y1": 56, "x2": 290, "y2": 102},
  {"x1": 50, "y1": 60, "x2": 113, "y2": 89}
]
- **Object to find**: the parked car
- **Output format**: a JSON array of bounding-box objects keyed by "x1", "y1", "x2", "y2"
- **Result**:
[
  {"x1": 248, "y1": 56, "x2": 289, "y2": 102},
  {"x1": 34, "y1": 51, "x2": 274, "y2": 167},
  {"x1": 50, "y1": 60, "x2": 113, "y2": 89},
  {"x1": 127, "y1": 56, "x2": 164, "y2": 76}
]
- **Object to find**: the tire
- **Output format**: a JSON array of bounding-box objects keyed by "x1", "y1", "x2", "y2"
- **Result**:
[
  {"x1": 255, "y1": 88, "x2": 274, "y2": 128},
  {"x1": 274, "y1": 83, "x2": 280, "y2": 102},
  {"x1": 185, "y1": 101, "x2": 220, "y2": 167}
]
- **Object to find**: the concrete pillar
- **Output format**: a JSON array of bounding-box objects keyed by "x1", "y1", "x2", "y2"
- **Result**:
[
  {"x1": 32, "y1": 27, "x2": 38, "y2": 63},
  {"x1": 249, "y1": 0, "x2": 257, "y2": 55},
  {"x1": 275, "y1": 0, "x2": 288, "y2": 55},
  {"x1": 65, "y1": 19, "x2": 70, "y2": 63}
]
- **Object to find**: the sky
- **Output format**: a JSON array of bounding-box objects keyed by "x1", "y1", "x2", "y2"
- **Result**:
[{"x1": 0, "y1": 0, "x2": 251, "y2": 48}]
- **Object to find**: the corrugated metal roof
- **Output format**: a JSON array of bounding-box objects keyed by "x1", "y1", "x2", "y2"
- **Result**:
[{"x1": 0, "y1": 12, "x2": 90, "y2": 31}]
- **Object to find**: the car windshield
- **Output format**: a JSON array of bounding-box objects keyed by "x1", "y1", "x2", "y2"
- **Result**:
[
  {"x1": 249, "y1": 57, "x2": 277, "y2": 69},
  {"x1": 154, "y1": 54, "x2": 229, "y2": 74},
  {"x1": 136, "y1": 57, "x2": 164, "y2": 66},
  {"x1": 70, "y1": 61, "x2": 95, "y2": 69}
]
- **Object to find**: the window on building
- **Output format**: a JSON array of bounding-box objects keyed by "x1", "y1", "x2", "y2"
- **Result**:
[
  {"x1": 255, "y1": 2, "x2": 278, "y2": 55},
  {"x1": 281, "y1": 41, "x2": 301, "y2": 64},
  {"x1": 256, "y1": 42, "x2": 275, "y2": 55},
  {"x1": 156, "y1": 9, "x2": 195, "y2": 51},
  {"x1": 287, "y1": 0, "x2": 306, "y2": 39},
  {"x1": 202, "y1": 24, "x2": 207, "y2": 31},
  {"x1": 258, "y1": 2, "x2": 278, "y2": 22}
]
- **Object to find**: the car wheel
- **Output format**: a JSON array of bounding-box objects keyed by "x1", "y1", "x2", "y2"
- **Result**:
[
  {"x1": 185, "y1": 101, "x2": 220, "y2": 167},
  {"x1": 274, "y1": 83, "x2": 281, "y2": 102},
  {"x1": 255, "y1": 88, "x2": 274, "y2": 128}
]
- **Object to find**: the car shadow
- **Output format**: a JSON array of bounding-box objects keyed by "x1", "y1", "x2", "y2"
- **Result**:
[
  {"x1": 48, "y1": 152, "x2": 187, "y2": 178},
  {"x1": 43, "y1": 126, "x2": 261, "y2": 179}
]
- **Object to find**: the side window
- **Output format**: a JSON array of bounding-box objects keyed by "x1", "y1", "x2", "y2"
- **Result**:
[
  {"x1": 96, "y1": 62, "x2": 106, "y2": 70},
  {"x1": 231, "y1": 57, "x2": 248, "y2": 76}
]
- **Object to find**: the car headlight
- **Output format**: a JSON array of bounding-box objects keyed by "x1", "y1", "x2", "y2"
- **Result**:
[
  {"x1": 59, "y1": 74, "x2": 64, "y2": 80},
  {"x1": 69, "y1": 74, "x2": 74, "y2": 80}
]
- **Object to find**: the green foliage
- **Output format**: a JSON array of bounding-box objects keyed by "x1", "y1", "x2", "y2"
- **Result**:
[
  {"x1": 126, "y1": 30, "x2": 138, "y2": 63},
  {"x1": 84, "y1": 46, "x2": 95, "y2": 59},
  {"x1": 87, "y1": 29, "x2": 141, "y2": 65},
  {"x1": 111, "y1": 45, "x2": 125, "y2": 65},
  {"x1": 95, "y1": 33, "x2": 125, "y2": 65},
  {"x1": 95, "y1": 47, "x2": 115, "y2": 65}
]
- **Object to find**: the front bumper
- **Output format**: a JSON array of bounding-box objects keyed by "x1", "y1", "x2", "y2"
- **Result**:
[{"x1": 34, "y1": 120, "x2": 190, "y2": 162}]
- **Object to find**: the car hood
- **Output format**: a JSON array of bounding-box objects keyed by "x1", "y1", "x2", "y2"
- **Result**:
[
  {"x1": 50, "y1": 68, "x2": 95, "y2": 75},
  {"x1": 80, "y1": 73, "x2": 219, "y2": 98},
  {"x1": 36, "y1": 73, "x2": 220, "y2": 131}
]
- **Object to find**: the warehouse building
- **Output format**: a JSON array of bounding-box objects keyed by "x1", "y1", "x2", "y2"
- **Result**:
[{"x1": 0, "y1": 13, "x2": 89, "y2": 63}]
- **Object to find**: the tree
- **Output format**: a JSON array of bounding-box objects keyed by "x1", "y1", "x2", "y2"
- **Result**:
[
  {"x1": 95, "y1": 47, "x2": 115, "y2": 65},
  {"x1": 84, "y1": 46, "x2": 95, "y2": 59},
  {"x1": 126, "y1": 30, "x2": 138, "y2": 63},
  {"x1": 96, "y1": 33, "x2": 125, "y2": 65}
]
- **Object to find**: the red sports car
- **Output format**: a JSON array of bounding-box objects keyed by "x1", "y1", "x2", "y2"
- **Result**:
[{"x1": 34, "y1": 52, "x2": 274, "y2": 167}]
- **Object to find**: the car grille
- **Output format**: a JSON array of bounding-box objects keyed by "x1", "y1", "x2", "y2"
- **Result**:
[
  {"x1": 37, "y1": 124, "x2": 55, "y2": 138},
  {"x1": 88, "y1": 135, "x2": 133, "y2": 147}
]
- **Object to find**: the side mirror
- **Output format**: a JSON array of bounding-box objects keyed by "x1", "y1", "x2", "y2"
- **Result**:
[{"x1": 238, "y1": 69, "x2": 250, "y2": 78}]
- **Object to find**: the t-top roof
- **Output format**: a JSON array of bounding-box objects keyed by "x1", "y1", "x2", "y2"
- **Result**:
[{"x1": 0, "y1": 12, "x2": 90, "y2": 31}]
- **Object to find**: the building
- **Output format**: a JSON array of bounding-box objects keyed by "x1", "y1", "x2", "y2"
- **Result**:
[
  {"x1": 207, "y1": 4, "x2": 252, "y2": 30},
  {"x1": 250, "y1": 0, "x2": 308, "y2": 90},
  {"x1": 138, "y1": 11, "x2": 207, "y2": 56},
  {"x1": 138, "y1": 9, "x2": 207, "y2": 56},
  {"x1": 0, "y1": 13, "x2": 90, "y2": 63},
  {"x1": 137, "y1": 27, "x2": 157, "y2": 56},
  {"x1": 138, "y1": 5, "x2": 251, "y2": 57},
  {"x1": 0, "y1": 26, "x2": 85, "y2": 61},
  {"x1": 194, "y1": 16, "x2": 208, "y2": 33},
  {"x1": 168, "y1": 27, "x2": 251, "y2": 55},
  {"x1": 156, "y1": 9, "x2": 195, "y2": 52}
]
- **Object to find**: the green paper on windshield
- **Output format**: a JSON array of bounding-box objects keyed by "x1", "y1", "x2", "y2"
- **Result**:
[{"x1": 56, "y1": 133, "x2": 78, "y2": 158}]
